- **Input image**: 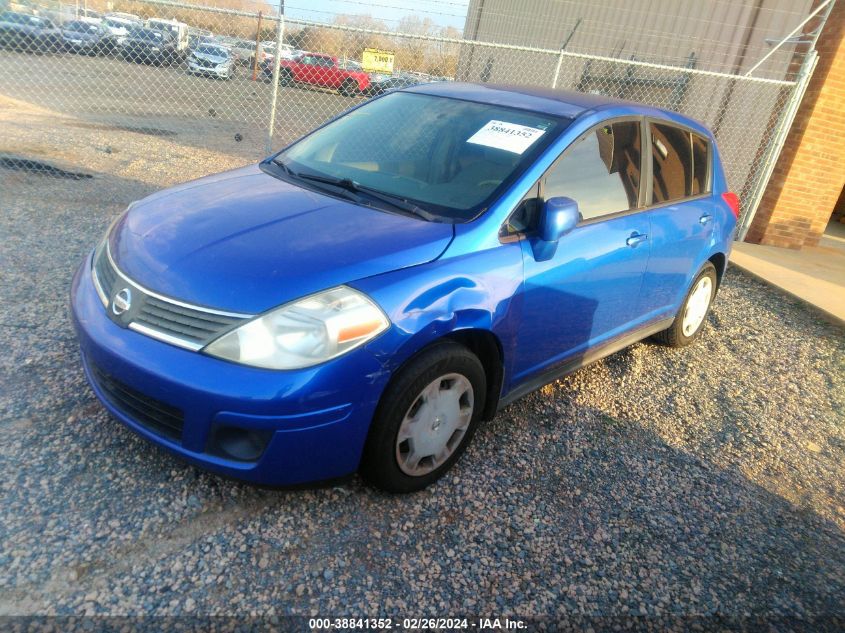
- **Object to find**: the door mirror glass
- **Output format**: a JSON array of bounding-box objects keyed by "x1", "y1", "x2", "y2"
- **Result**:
[{"x1": 539, "y1": 197, "x2": 580, "y2": 242}]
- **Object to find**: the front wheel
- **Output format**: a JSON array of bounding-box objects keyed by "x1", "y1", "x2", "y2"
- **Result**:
[
  {"x1": 340, "y1": 78, "x2": 358, "y2": 97},
  {"x1": 653, "y1": 262, "x2": 718, "y2": 347},
  {"x1": 360, "y1": 342, "x2": 486, "y2": 493}
]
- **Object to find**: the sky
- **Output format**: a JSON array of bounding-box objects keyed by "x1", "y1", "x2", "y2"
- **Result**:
[{"x1": 270, "y1": 0, "x2": 471, "y2": 31}]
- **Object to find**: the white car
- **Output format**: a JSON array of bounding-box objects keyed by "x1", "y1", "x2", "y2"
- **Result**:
[
  {"x1": 146, "y1": 17, "x2": 188, "y2": 53},
  {"x1": 101, "y1": 15, "x2": 137, "y2": 49},
  {"x1": 106, "y1": 12, "x2": 141, "y2": 23},
  {"x1": 187, "y1": 43, "x2": 234, "y2": 79},
  {"x1": 260, "y1": 41, "x2": 296, "y2": 58}
]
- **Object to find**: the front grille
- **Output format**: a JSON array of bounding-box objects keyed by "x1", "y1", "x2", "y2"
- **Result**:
[
  {"x1": 94, "y1": 244, "x2": 117, "y2": 299},
  {"x1": 92, "y1": 244, "x2": 251, "y2": 349},
  {"x1": 135, "y1": 295, "x2": 245, "y2": 344},
  {"x1": 90, "y1": 362, "x2": 185, "y2": 442}
]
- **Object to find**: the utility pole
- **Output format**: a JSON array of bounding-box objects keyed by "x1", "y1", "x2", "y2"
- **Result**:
[{"x1": 252, "y1": 11, "x2": 263, "y2": 81}]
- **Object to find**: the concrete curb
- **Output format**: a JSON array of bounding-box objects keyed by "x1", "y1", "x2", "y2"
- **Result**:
[{"x1": 729, "y1": 261, "x2": 845, "y2": 329}]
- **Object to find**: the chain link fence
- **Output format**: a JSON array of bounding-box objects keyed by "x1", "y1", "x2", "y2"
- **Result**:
[{"x1": 0, "y1": 0, "x2": 829, "y2": 235}]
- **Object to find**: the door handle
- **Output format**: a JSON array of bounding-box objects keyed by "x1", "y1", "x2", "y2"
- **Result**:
[
  {"x1": 699, "y1": 214, "x2": 713, "y2": 225},
  {"x1": 626, "y1": 233, "x2": 648, "y2": 247}
]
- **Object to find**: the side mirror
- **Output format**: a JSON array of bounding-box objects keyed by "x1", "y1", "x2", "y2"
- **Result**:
[{"x1": 538, "y1": 197, "x2": 580, "y2": 242}]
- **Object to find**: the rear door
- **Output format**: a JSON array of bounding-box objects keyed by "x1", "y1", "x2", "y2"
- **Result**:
[
  {"x1": 510, "y1": 118, "x2": 652, "y2": 385},
  {"x1": 638, "y1": 121, "x2": 715, "y2": 319}
]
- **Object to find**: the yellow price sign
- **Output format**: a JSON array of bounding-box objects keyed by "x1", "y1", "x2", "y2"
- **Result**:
[{"x1": 362, "y1": 48, "x2": 394, "y2": 74}]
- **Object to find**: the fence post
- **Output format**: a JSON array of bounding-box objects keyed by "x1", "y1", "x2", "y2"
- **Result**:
[
  {"x1": 266, "y1": 1, "x2": 286, "y2": 155},
  {"x1": 737, "y1": 49, "x2": 818, "y2": 240},
  {"x1": 551, "y1": 50, "x2": 565, "y2": 89},
  {"x1": 551, "y1": 18, "x2": 581, "y2": 89}
]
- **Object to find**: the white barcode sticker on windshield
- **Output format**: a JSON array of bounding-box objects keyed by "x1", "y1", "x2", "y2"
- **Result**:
[{"x1": 467, "y1": 120, "x2": 546, "y2": 154}]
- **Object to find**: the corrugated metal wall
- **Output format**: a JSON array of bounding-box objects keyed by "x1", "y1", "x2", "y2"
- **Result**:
[
  {"x1": 463, "y1": 0, "x2": 815, "y2": 80},
  {"x1": 454, "y1": 0, "x2": 827, "y2": 222}
]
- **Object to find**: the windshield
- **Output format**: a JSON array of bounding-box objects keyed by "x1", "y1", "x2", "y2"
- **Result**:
[
  {"x1": 275, "y1": 92, "x2": 567, "y2": 221},
  {"x1": 196, "y1": 45, "x2": 226, "y2": 56},
  {"x1": 66, "y1": 22, "x2": 98, "y2": 34},
  {"x1": 135, "y1": 29, "x2": 163, "y2": 41}
]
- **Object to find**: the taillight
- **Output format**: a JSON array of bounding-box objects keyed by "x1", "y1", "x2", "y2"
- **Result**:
[{"x1": 722, "y1": 192, "x2": 740, "y2": 219}]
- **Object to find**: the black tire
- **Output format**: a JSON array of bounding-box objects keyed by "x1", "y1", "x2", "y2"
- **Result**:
[
  {"x1": 340, "y1": 78, "x2": 358, "y2": 97},
  {"x1": 279, "y1": 69, "x2": 293, "y2": 85},
  {"x1": 360, "y1": 342, "x2": 486, "y2": 493},
  {"x1": 653, "y1": 261, "x2": 718, "y2": 347}
]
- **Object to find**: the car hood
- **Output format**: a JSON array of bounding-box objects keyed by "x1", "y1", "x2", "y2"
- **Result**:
[
  {"x1": 109, "y1": 164, "x2": 454, "y2": 314},
  {"x1": 192, "y1": 51, "x2": 227, "y2": 63},
  {"x1": 63, "y1": 31, "x2": 97, "y2": 40}
]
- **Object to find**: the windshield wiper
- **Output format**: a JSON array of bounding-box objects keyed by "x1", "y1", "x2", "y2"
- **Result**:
[
  {"x1": 271, "y1": 161, "x2": 361, "y2": 204},
  {"x1": 272, "y1": 160, "x2": 438, "y2": 222}
]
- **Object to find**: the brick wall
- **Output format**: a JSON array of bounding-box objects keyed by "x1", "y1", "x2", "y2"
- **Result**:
[{"x1": 746, "y1": 0, "x2": 845, "y2": 249}]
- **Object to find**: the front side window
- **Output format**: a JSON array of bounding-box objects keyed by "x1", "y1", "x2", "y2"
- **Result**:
[
  {"x1": 542, "y1": 120, "x2": 642, "y2": 222},
  {"x1": 276, "y1": 92, "x2": 568, "y2": 221}
]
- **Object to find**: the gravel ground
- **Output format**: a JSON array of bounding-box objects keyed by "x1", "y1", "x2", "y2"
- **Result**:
[{"x1": 1, "y1": 95, "x2": 844, "y2": 625}]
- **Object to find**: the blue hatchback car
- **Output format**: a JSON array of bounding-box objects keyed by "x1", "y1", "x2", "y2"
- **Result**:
[{"x1": 71, "y1": 83, "x2": 738, "y2": 492}]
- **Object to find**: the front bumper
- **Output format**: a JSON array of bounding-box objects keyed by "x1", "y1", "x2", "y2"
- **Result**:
[
  {"x1": 188, "y1": 61, "x2": 230, "y2": 78},
  {"x1": 70, "y1": 252, "x2": 389, "y2": 486}
]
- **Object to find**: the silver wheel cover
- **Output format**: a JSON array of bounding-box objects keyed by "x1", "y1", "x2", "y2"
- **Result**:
[{"x1": 395, "y1": 373, "x2": 474, "y2": 477}]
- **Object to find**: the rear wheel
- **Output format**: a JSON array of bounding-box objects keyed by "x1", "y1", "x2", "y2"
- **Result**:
[
  {"x1": 360, "y1": 342, "x2": 486, "y2": 493},
  {"x1": 653, "y1": 262, "x2": 717, "y2": 347},
  {"x1": 278, "y1": 69, "x2": 293, "y2": 85}
]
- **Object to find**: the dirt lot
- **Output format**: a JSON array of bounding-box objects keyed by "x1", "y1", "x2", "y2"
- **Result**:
[
  {"x1": 0, "y1": 47, "x2": 363, "y2": 164},
  {"x1": 1, "y1": 73, "x2": 844, "y2": 626}
]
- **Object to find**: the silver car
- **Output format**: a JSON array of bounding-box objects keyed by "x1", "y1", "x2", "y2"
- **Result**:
[{"x1": 187, "y1": 43, "x2": 234, "y2": 79}]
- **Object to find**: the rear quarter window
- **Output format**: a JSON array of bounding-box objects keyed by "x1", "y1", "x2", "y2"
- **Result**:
[
  {"x1": 650, "y1": 122, "x2": 711, "y2": 204},
  {"x1": 691, "y1": 133, "x2": 711, "y2": 195}
]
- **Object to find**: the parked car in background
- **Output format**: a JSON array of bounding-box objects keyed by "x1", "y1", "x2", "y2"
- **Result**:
[
  {"x1": 260, "y1": 42, "x2": 298, "y2": 62},
  {"x1": 106, "y1": 12, "x2": 141, "y2": 23},
  {"x1": 187, "y1": 43, "x2": 234, "y2": 79},
  {"x1": 265, "y1": 52, "x2": 371, "y2": 96},
  {"x1": 340, "y1": 58, "x2": 363, "y2": 72},
  {"x1": 187, "y1": 27, "x2": 214, "y2": 51},
  {"x1": 71, "y1": 84, "x2": 737, "y2": 492},
  {"x1": 121, "y1": 27, "x2": 179, "y2": 65},
  {"x1": 99, "y1": 15, "x2": 141, "y2": 54},
  {"x1": 0, "y1": 11, "x2": 61, "y2": 53},
  {"x1": 77, "y1": 8, "x2": 102, "y2": 20},
  {"x1": 146, "y1": 17, "x2": 188, "y2": 56},
  {"x1": 367, "y1": 73, "x2": 423, "y2": 96},
  {"x1": 60, "y1": 19, "x2": 109, "y2": 54},
  {"x1": 226, "y1": 38, "x2": 268, "y2": 66}
]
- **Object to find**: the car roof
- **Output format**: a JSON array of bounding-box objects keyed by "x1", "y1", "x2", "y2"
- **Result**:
[{"x1": 403, "y1": 82, "x2": 709, "y2": 133}]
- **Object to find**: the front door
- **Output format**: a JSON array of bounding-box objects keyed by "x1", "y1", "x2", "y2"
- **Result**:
[{"x1": 511, "y1": 119, "x2": 651, "y2": 385}]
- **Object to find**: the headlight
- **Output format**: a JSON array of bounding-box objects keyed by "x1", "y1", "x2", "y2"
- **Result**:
[{"x1": 204, "y1": 286, "x2": 389, "y2": 370}]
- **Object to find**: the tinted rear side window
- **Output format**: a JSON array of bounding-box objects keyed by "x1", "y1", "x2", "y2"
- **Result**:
[
  {"x1": 691, "y1": 133, "x2": 710, "y2": 195},
  {"x1": 543, "y1": 120, "x2": 642, "y2": 222},
  {"x1": 650, "y1": 122, "x2": 693, "y2": 204}
]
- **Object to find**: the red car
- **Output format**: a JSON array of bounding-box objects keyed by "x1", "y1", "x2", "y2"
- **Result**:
[{"x1": 266, "y1": 53, "x2": 370, "y2": 96}]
